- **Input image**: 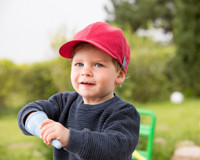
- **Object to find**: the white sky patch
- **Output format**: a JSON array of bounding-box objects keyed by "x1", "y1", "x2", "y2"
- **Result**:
[{"x1": 0, "y1": 0, "x2": 109, "y2": 64}]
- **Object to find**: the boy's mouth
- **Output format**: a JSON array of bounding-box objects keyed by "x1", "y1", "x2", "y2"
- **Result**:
[{"x1": 80, "y1": 82, "x2": 94, "y2": 86}]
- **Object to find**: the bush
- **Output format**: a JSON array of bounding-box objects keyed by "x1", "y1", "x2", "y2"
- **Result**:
[
  {"x1": 18, "y1": 57, "x2": 73, "y2": 104},
  {"x1": 170, "y1": 0, "x2": 200, "y2": 97},
  {"x1": 0, "y1": 60, "x2": 21, "y2": 108},
  {"x1": 116, "y1": 29, "x2": 175, "y2": 102},
  {"x1": 0, "y1": 57, "x2": 73, "y2": 108},
  {"x1": 20, "y1": 62, "x2": 58, "y2": 102}
]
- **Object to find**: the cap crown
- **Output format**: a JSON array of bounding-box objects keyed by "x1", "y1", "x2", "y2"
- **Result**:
[{"x1": 59, "y1": 22, "x2": 130, "y2": 73}]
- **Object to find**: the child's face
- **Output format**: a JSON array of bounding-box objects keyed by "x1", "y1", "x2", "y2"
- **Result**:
[{"x1": 71, "y1": 45, "x2": 125, "y2": 105}]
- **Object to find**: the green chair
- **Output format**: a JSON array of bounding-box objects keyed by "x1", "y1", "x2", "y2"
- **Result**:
[{"x1": 132, "y1": 109, "x2": 156, "y2": 160}]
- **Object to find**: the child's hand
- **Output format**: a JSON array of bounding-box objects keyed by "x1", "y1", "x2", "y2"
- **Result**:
[{"x1": 40, "y1": 119, "x2": 70, "y2": 147}]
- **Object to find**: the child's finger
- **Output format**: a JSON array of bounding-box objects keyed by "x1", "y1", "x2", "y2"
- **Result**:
[
  {"x1": 40, "y1": 122, "x2": 54, "y2": 138},
  {"x1": 45, "y1": 132, "x2": 57, "y2": 145},
  {"x1": 42, "y1": 127, "x2": 55, "y2": 144},
  {"x1": 40, "y1": 119, "x2": 54, "y2": 129}
]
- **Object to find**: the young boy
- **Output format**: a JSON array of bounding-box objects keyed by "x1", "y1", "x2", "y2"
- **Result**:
[{"x1": 18, "y1": 22, "x2": 140, "y2": 160}]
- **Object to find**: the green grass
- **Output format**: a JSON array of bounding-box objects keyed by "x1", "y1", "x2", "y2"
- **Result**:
[
  {"x1": 0, "y1": 108, "x2": 53, "y2": 160},
  {"x1": 0, "y1": 98, "x2": 200, "y2": 159},
  {"x1": 135, "y1": 98, "x2": 200, "y2": 159}
]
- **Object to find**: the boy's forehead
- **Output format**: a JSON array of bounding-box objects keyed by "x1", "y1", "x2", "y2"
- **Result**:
[
  {"x1": 73, "y1": 42, "x2": 103, "y2": 54},
  {"x1": 72, "y1": 46, "x2": 113, "y2": 61}
]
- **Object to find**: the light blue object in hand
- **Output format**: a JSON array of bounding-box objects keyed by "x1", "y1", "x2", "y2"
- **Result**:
[{"x1": 25, "y1": 111, "x2": 62, "y2": 149}]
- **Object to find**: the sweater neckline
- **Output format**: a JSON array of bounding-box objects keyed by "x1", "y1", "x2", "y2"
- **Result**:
[{"x1": 76, "y1": 94, "x2": 120, "y2": 110}]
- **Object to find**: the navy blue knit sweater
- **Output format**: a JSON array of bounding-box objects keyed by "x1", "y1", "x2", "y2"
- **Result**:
[{"x1": 18, "y1": 92, "x2": 140, "y2": 160}]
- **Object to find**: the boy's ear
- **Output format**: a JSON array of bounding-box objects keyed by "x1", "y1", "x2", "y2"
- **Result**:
[{"x1": 116, "y1": 69, "x2": 126, "y2": 85}]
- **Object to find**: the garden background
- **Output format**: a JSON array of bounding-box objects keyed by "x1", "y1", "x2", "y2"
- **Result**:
[{"x1": 0, "y1": 0, "x2": 200, "y2": 159}]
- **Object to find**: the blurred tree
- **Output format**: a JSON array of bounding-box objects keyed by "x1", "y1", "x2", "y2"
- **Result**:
[
  {"x1": 115, "y1": 27, "x2": 175, "y2": 102},
  {"x1": 170, "y1": 0, "x2": 200, "y2": 96},
  {"x1": 105, "y1": 0, "x2": 175, "y2": 32},
  {"x1": 47, "y1": 57, "x2": 73, "y2": 93},
  {"x1": 0, "y1": 60, "x2": 20, "y2": 107},
  {"x1": 50, "y1": 26, "x2": 68, "y2": 52},
  {"x1": 21, "y1": 62, "x2": 58, "y2": 102},
  {"x1": 49, "y1": 27, "x2": 73, "y2": 92}
]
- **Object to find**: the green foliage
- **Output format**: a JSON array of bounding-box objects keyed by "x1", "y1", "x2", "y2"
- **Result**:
[
  {"x1": 20, "y1": 62, "x2": 58, "y2": 102},
  {"x1": 105, "y1": 0, "x2": 175, "y2": 32},
  {"x1": 21, "y1": 58, "x2": 72, "y2": 103},
  {"x1": 0, "y1": 27, "x2": 71, "y2": 108},
  {"x1": 50, "y1": 27, "x2": 68, "y2": 52},
  {"x1": 0, "y1": 58, "x2": 72, "y2": 108},
  {"x1": 105, "y1": 0, "x2": 200, "y2": 99},
  {"x1": 169, "y1": 0, "x2": 200, "y2": 97},
  {"x1": 0, "y1": 60, "x2": 21, "y2": 107},
  {"x1": 47, "y1": 57, "x2": 73, "y2": 92},
  {"x1": 115, "y1": 28, "x2": 175, "y2": 102}
]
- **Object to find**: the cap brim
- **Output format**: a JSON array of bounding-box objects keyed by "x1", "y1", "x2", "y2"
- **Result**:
[
  {"x1": 59, "y1": 40, "x2": 85, "y2": 59},
  {"x1": 59, "y1": 39, "x2": 116, "y2": 60}
]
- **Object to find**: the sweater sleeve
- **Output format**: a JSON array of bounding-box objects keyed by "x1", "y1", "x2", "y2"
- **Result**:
[
  {"x1": 17, "y1": 92, "x2": 77, "y2": 136},
  {"x1": 65, "y1": 104, "x2": 140, "y2": 160}
]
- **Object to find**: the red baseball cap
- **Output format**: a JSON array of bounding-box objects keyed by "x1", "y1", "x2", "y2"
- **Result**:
[{"x1": 59, "y1": 22, "x2": 130, "y2": 73}]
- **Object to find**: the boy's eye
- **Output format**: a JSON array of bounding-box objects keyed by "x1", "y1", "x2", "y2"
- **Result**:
[
  {"x1": 75, "y1": 63, "x2": 84, "y2": 67},
  {"x1": 95, "y1": 63, "x2": 103, "y2": 67}
]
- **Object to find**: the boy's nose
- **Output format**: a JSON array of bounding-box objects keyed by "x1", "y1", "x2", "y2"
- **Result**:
[{"x1": 81, "y1": 67, "x2": 93, "y2": 77}]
